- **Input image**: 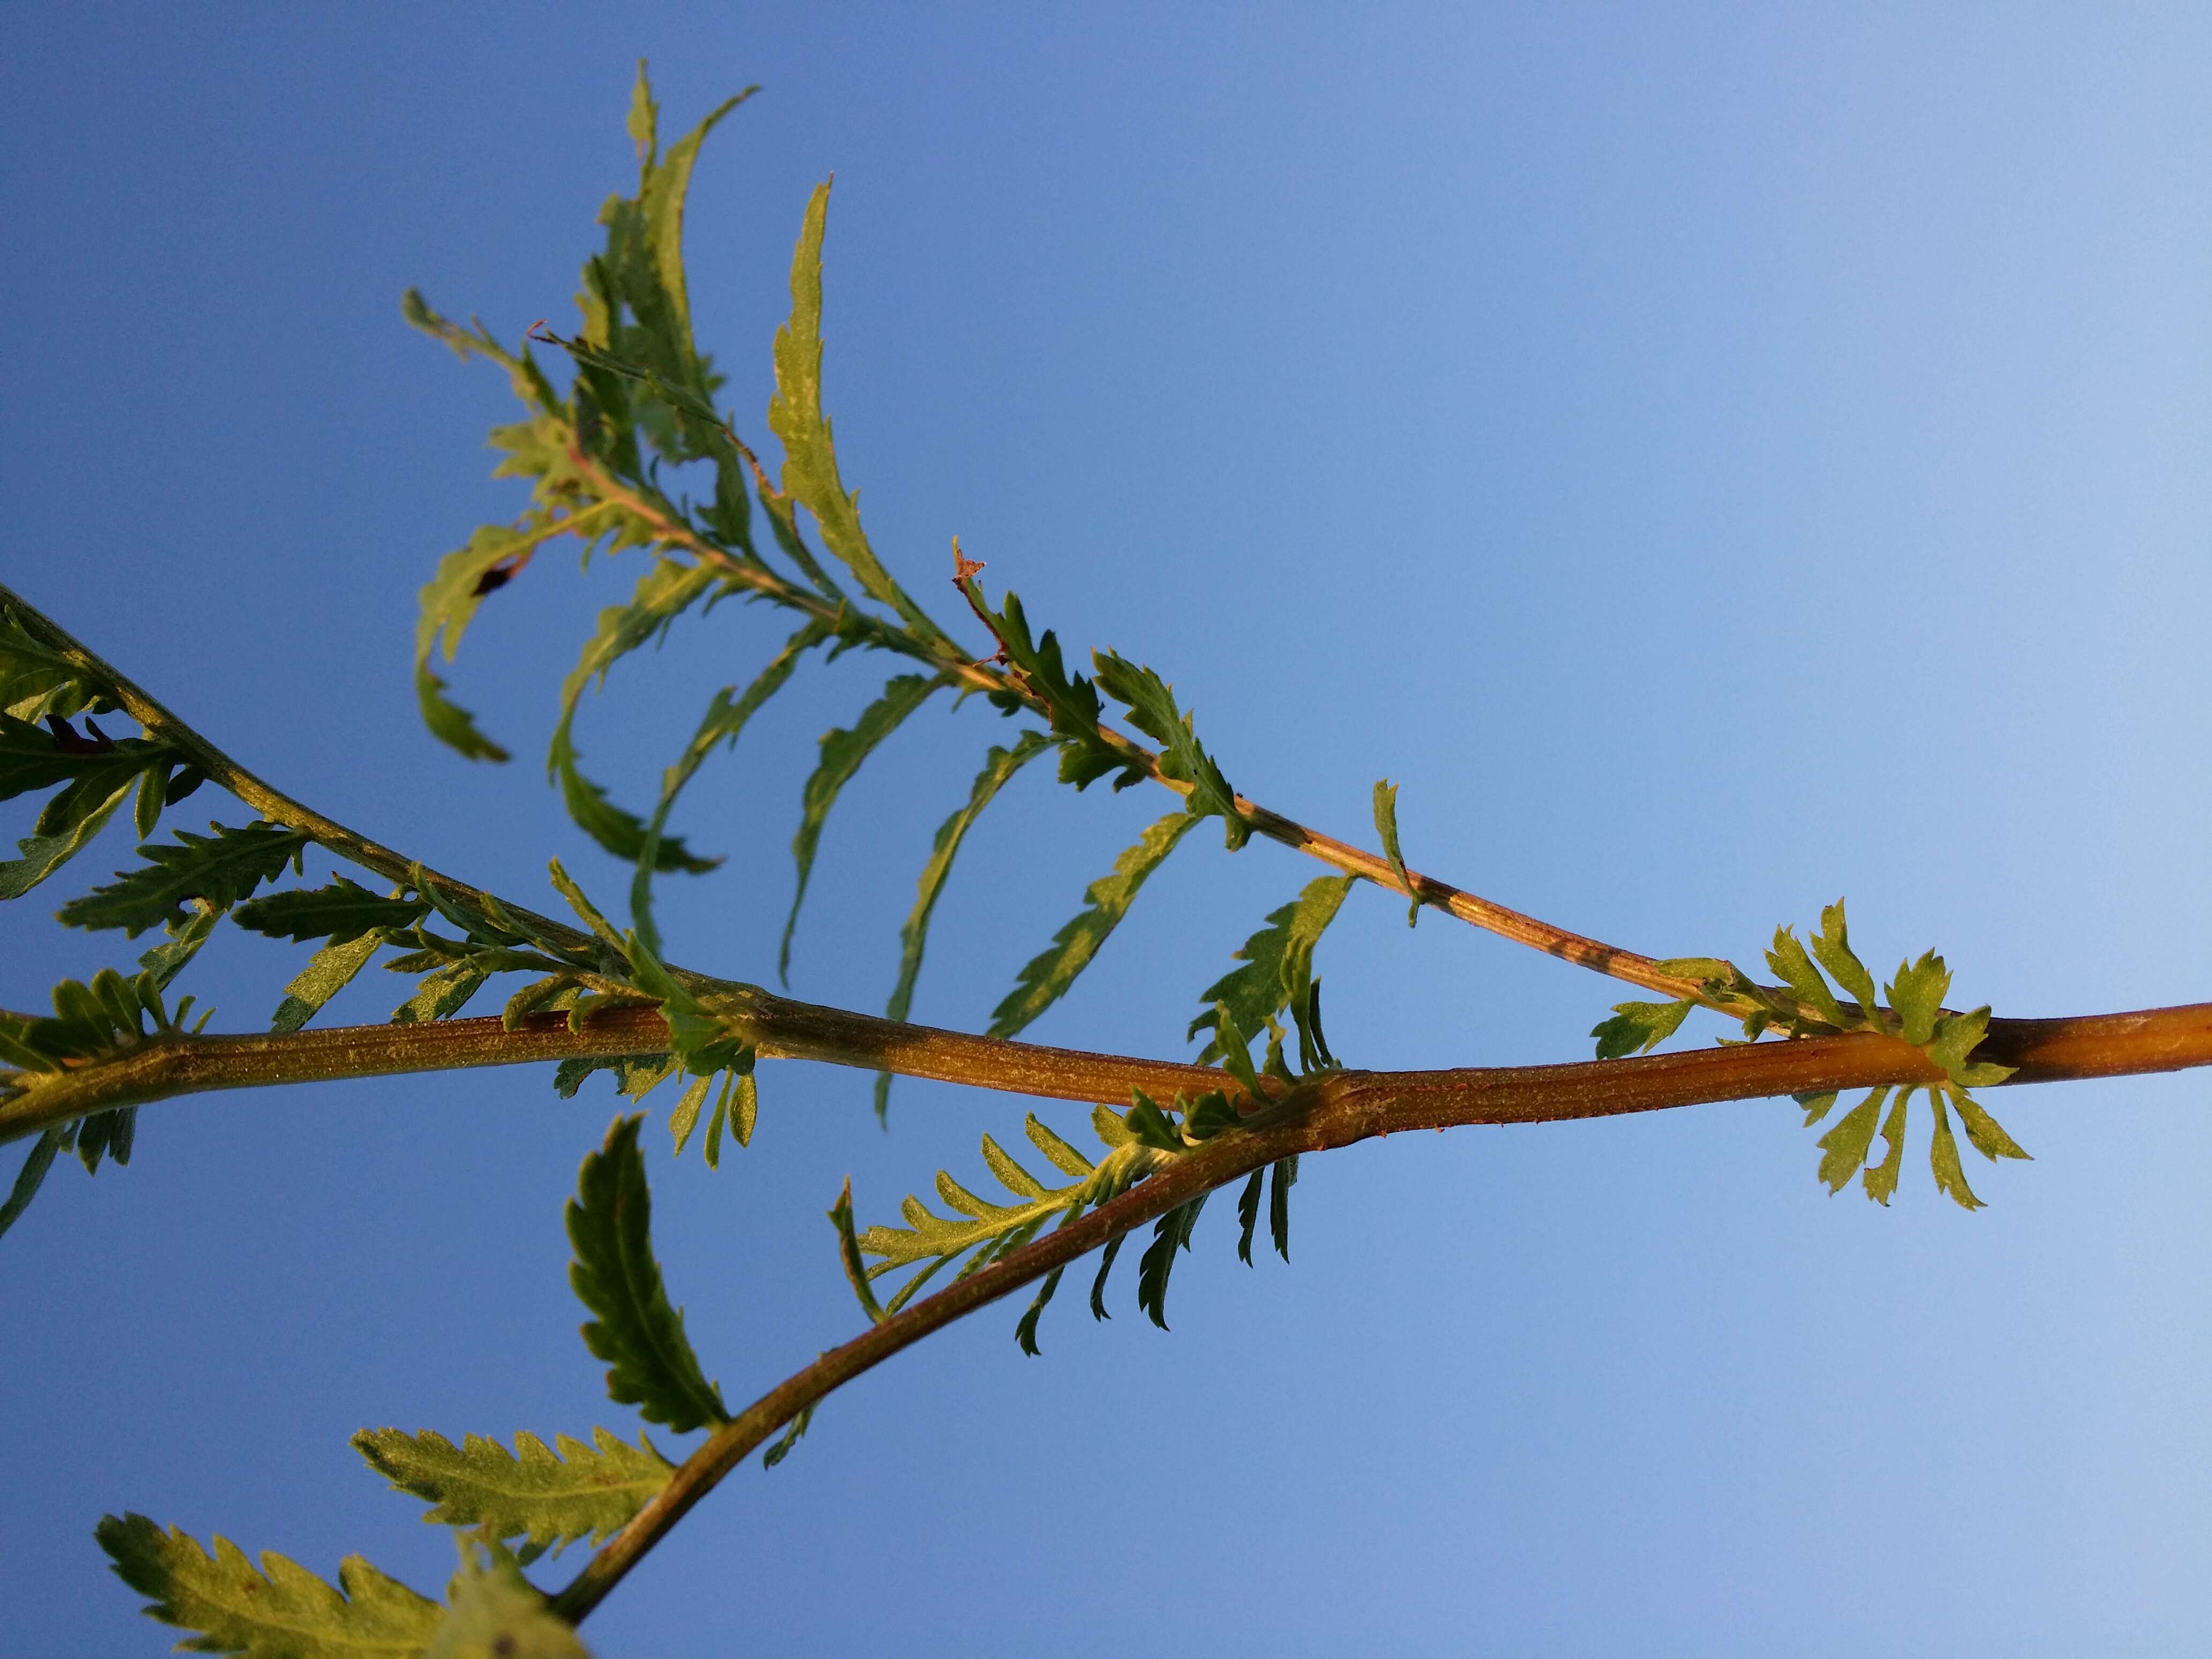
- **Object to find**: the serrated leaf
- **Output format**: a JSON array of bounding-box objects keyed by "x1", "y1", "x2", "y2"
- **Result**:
[
  {"x1": 1372, "y1": 779, "x2": 1420, "y2": 925},
  {"x1": 0, "y1": 774, "x2": 133, "y2": 900},
  {"x1": 1092, "y1": 652, "x2": 1246, "y2": 848},
  {"x1": 554, "y1": 1053, "x2": 676, "y2": 1102},
  {"x1": 1795, "y1": 1090, "x2": 1839, "y2": 1127},
  {"x1": 235, "y1": 878, "x2": 430, "y2": 946},
  {"x1": 1815, "y1": 1091, "x2": 1882, "y2": 1193},
  {"x1": 1924, "y1": 1006, "x2": 2017, "y2": 1089},
  {"x1": 391, "y1": 963, "x2": 488, "y2": 1025},
  {"x1": 1591, "y1": 997, "x2": 1694, "y2": 1059},
  {"x1": 425, "y1": 1545, "x2": 589, "y2": 1659},
  {"x1": 969, "y1": 587, "x2": 1135, "y2": 789},
  {"x1": 94, "y1": 1512, "x2": 440, "y2": 1659},
  {"x1": 990, "y1": 810, "x2": 1196, "y2": 1038},
  {"x1": 415, "y1": 665, "x2": 510, "y2": 765},
  {"x1": 548, "y1": 558, "x2": 727, "y2": 873},
  {"x1": 0, "y1": 1129, "x2": 64, "y2": 1242},
  {"x1": 59, "y1": 821, "x2": 308, "y2": 938},
  {"x1": 630, "y1": 617, "x2": 828, "y2": 955},
  {"x1": 875, "y1": 731, "x2": 1054, "y2": 1117},
  {"x1": 1809, "y1": 900, "x2": 1882, "y2": 1022},
  {"x1": 769, "y1": 181, "x2": 945, "y2": 642},
  {"x1": 567, "y1": 1115, "x2": 728, "y2": 1431},
  {"x1": 1136, "y1": 1194, "x2": 1206, "y2": 1329},
  {"x1": 778, "y1": 671, "x2": 947, "y2": 983},
  {"x1": 1189, "y1": 876, "x2": 1355, "y2": 1063},
  {"x1": 1862, "y1": 1088, "x2": 1908, "y2": 1205},
  {"x1": 269, "y1": 935, "x2": 386, "y2": 1033},
  {"x1": 352, "y1": 1426, "x2": 673, "y2": 1558},
  {"x1": 413, "y1": 518, "x2": 596, "y2": 764},
  {"x1": 1764, "y1": 927, "x2": 1846, "y2": 1028},
  {"x1": 1235, "y1": 1168, "x2": 1265, "y2": 1265},
  {"x1": 1269, "y1": 1154, "x2": 1298, "y2": 1261},
  {"x1": 1886, "y1": 951, "x2": 1952, "y2": 1047},
  {"x1": 1929, "y1": 1094, "x2": 1985, "y2": 1210},
  {"x1": 1952, "y1": 1090, "x2": 2031, "y2": 1162}
]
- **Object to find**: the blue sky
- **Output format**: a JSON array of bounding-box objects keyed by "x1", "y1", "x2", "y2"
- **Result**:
[{"x1": 6, "y1": 5, "x2": 2212, "y2": 1654}]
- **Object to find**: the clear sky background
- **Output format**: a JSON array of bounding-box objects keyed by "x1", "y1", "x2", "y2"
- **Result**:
[{"x1": 5, "y1": 5, "x2": 2212, "y2": 1654}]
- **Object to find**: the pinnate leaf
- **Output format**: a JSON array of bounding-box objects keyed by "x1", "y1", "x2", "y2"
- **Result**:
[
  {"x1": 1591, "y1": 997, "x2": 1694, "y2": 1059},
  {"x1": 59, "y1": 820, "x2": 308, "y2": 937},
  {"x1": 769, "y1": 181, "x2": 944, "y2": 641},
  {"x1": 1189, "y1": 876, "x2": 1355, "y2": 1063},
  {"x1": 1092, "y1": 652, "x2": 1246, "y2": 848},
  {"x1": 94, "y1": 1512, "x2": 440, "y2": 1659},
  {"x1": 567, "y1": 1115, "x2": 728, "y2": 1431},
  {"x1": 778, "y1": 671, "x2": 946, "y2": 982},
  {"x1": 352, "y1": 1426, "x2": 673, "y2": 1561}
]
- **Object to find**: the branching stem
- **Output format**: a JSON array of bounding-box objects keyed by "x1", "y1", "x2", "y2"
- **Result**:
[{"x1": 547, "y1": 996, "x2": 2212, "y2": 1622}]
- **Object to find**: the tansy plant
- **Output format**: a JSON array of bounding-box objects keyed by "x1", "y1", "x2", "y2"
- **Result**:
[{"x1": 4, "y1": 67, "x2": 2207, "y2": 1657}]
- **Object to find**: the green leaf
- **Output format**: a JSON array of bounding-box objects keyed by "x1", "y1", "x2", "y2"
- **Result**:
[
  {"x1": 352, "y1": 1426, "x2": 673, "y2": 1560},
  {"x1": 1863, "y1": 1088, "x2": 1909, "y2": 1205},
  {"x1": 1815, "y1": 1090, "x2": 1883, "y2": 1193},
  {"x1": 1092, "y1": 652, "x2": 1247, "y2": 849},
  {"x1": 554, "y1": 1053, "x2": 677, "y2": 1102},
  {"x1": 1809, "y1": 900, "x2": 1882, "y2": 1023},
  {"x1": 415, "y1": 664, "x2": 510, "y2": 765},
  {"x1": 828, "y1": 1178, "x2": 887, "y2": 1325},
  {"x1": 566, "y1": 1115, "x2": 728, "y2": 1431},
  {"x1": 411, "y1": 519, "x2": 579, "y2": 764},
  {"x1": 425, "y1": 1544, "x2": 590, "y2": 1659},
  {"x1": 0, "y1": 711, "x2": 163, "y2": 804},
  {"x1": 1372, "y1": 779, "x2": 1420, "y2": 925},
  {"x1": 1929, "y1": 1094, "x2": 1985, "y2": 1210},
  {"x1": 0, "y1": 774, "x2": 133, "y2": 900},
  {"x1": 778, "y1": 671, "x2": 947, "y2": 983},
  {"x1": 58, "y1": 820, "x2": 308, "y2": 938},
  {"x1": 875, "y1": 731, "x2": 1055, "y2": 1117},
  {"x1": 1794, "y1": 1090, "x2": 1840, "y2": 1127},
  {"x1": 1952, "y1": 1090, "x2": 2031, "y2": 1162},
  {"x1": 1763, "y1": 926, "x2": 1846, "y2": 1029},
  {"x1": 989, "y1": 810, "x2": 1197, "y2": 1039},
  {"x1": 548, "y1": 558, "x2": 728, "y2": 873},
  {"x1": 768, "y1": 181, "x2": 947, "y2": 643},
  {"x1": 390, "y1": 963, "x2": 489, "y2": 1025},
  {"x1": 629, "y1": 617, "x2": 829, "y2": 955},
  {"x1": 0, "y1": 1129, "x2": 63, "y2": 1242},
  {"x1": 968, "y1": 587, "x2": 1137, "y2": 789},
  {"x1": 1235, "y1": 1169, "x2": 1265, "y2": 1265},
  {"x1": 94, "y1": 1512, "x2": 440, "y2": 1659},
  {"x1": 1924, "y1": 1006, "x2": 2017, "y2": 1089},
  {"x1": 1188, "y1": 876, "x2": 1356, "y2": 1063},
  {"x1": 1135, "y1": 1194, "x2": 1207, "y2": 1329},
  {"x1": 1590, "y1": 997, "x2": 1695, "y2": 1059},
  {"x1": 1886, "y1": 951, "x2": 1952, "y2": 1047},
  {"x1": 271, "y1": 934, "x2": 386, "y2": 1033},
  {"x1": 235, "y1": 878, "x2": 431, "y2": 946},
  {"x1": 1269, "y1": 1154, "x2": 1298, "y2": 1261},
  {"x1": 761, "y1": 1404, "x2": 814, "y2": 1470}
]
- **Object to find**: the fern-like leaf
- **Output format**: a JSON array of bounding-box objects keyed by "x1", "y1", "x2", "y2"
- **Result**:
[
  {"x1": 94, "y1": 1512, "x2": 440, "y2": 1659},
  {"x1": 567, "y1": 1115, "x2": 728, "y2": 1431},
  {"x1": 876, "y1": 730, "x2": 1055, "y2": 1116},
  {"x1": 352, "y1": 1426, "x2": 674, "y2": 1561},
  {"x1": 990, "y1": 810, "x2": 1197, "y2": 1039},
  {"x1": 58, "y1": 820, "x2": 308, "y2": 937},
  {"x1": 778, "y1": 671, "x2": 947, "y2": 982},
  {"x1": 769, "y1": 181, "x2": 946, "y2": 643},
  {"x1": 1092, "y1": 652, "x2": 1247, "y2": 848},
  {"x1": 1189, "y1": 876, "x2": 1355, "y2": 1063}
]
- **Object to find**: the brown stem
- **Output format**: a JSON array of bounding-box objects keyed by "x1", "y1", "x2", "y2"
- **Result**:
[{"x1": 548, "y1": 995, "x2": 2212, "y2": 1623}]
